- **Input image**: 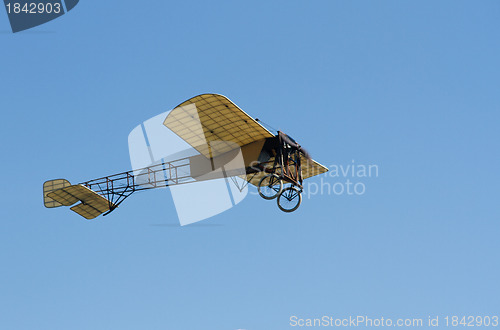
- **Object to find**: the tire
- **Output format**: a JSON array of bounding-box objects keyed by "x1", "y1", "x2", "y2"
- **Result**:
[
  {"x1": 258, "y1": 174, "x2": 283, "y2": 200},
  {"x1": 277, "y1": 186, "x2": 302, "y2": 212}
]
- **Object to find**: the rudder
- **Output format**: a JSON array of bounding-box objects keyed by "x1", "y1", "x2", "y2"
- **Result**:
[{"x1": 43, "y1": 179, "x2": 71, "y2": 208}]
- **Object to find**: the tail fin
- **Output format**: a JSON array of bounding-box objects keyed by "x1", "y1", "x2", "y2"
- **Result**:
[{"x1": 43, "y1": 179, "x2": 71, "y2": 208}]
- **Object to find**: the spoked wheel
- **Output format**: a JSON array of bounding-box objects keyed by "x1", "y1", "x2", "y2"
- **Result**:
[
  {"x1": 258, "y1": 174, "x2": 283, "y2": 200},
  {"x1": 277, "y1": 186, "x2": 302, "y2": 212}
]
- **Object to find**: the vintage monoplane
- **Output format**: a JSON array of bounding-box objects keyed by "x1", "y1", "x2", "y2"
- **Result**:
[{"x1": 43, "y1": 94, "x2": 328, "y2": 219}]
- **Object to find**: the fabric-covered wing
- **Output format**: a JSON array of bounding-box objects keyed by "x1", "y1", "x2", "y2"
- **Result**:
[
  {"x1": 163, "y1": 94, "x2": 274, "y2": 159},
  {"x1": 300, "y1": 157, "x2": 329, "y2": 180},
  {"x1": 244, "y1": 157, "x2": 328, "y2": 187}
]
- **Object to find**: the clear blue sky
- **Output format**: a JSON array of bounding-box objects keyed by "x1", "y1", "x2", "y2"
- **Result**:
[{"x1": 1, "y1": 1, "x2": 499, "y2": 329}]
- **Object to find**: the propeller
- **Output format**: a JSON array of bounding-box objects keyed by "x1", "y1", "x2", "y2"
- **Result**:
[{"x1": 280, "y1": 132, "x2": 312, "y2": 160}]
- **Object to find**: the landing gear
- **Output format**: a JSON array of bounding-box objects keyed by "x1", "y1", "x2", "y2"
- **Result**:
[
  {"x1": 277, "y1": 186, "x2": 302, "y2": 212},
  {"x1": 256, "y1": 131, "x2": 305, "y2": 212},
  {"x1": 258, "y1": 174, "x2": 283, "y2": 200},
  {"x1": 258, "y1": 174, "x2": 302, "y2": 212}
]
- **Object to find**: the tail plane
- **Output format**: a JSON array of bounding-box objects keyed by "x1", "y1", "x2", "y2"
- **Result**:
[{"x1": 43, "y1": 179, "x2": 115, "y2": 220}]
